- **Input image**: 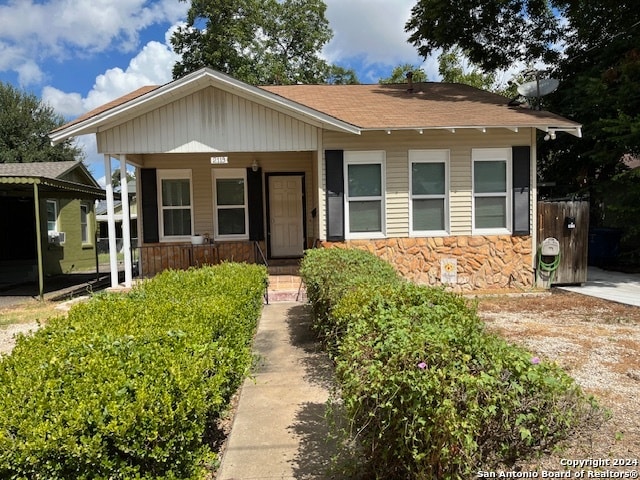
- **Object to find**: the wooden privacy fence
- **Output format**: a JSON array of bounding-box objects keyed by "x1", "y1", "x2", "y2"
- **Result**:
[{"x1": 537, "y1": 200, "x2": 589, "y2": 285}]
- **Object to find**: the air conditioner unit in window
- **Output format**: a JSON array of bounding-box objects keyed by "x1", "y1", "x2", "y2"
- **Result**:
[{"x1": 48, "y1": 231, "x2": 66, "y2": 244}]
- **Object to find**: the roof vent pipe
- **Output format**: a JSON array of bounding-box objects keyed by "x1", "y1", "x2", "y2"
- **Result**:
[{"x1": 406, "y1": 71, "x2": 414, "y2": 93}]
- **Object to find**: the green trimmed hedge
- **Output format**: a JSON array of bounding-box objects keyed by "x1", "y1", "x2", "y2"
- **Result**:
[
  {"x1": 300, "y1": 248, "x2": 602, "y2": 479},
  {"x1": 0, "y1": 263, "x2": 267, "y2": 479},
  {"x1": 299, "y1": 247, "x2": 401, "y2": 351}
]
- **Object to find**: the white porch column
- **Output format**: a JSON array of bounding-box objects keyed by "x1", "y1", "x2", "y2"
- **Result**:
[
  {"x1": 104, "y1": 155, "x2": 119, "y2": 288},
  {"x1": 119, "y1": 155, "x2": 133, "y2": 287}
]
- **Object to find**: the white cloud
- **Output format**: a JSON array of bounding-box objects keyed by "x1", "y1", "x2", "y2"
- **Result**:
[
  {"x1": 15, "y1": 60, "x2": 45, "y2": 86},
  {"x1": 324, "y1": 0, "x2": 417, "y2": 63},
  {"x1": 41, "y1": 87, "x2": 84, "y2": 117},
  {"x1": 43, "y1": 26, "x2": 180, "y2": 117},
  {"x1": 0, "y1": 0, "x2": 187, "y2": 86}
]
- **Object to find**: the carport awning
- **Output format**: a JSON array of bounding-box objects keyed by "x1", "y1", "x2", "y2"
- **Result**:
[{"x1": 0, "y1": 176, "x2": 107, "y2": 199}]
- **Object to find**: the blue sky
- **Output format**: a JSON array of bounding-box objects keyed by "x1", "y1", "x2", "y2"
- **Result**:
[{"x1": 0, "y1": 0, "x2": 436, "y2": 185}]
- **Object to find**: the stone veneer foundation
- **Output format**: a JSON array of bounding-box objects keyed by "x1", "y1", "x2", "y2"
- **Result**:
[{"x1": 320, "y1": 235, "x2": 534, "y2": 292}]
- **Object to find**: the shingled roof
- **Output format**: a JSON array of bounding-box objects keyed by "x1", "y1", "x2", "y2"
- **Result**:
[
  {"x1": 50, "y1": 68, "x2": 581, "y2": 142},
  {"x1": 51, "y1": 86, "x2": 159, "y2": 135},
  {"x1": 0, "y1": 160, "x2": 105, "y2": 198},
  {"x1": 261, "y1": 82, "x2": 579, "y2": 131},
  {"x1": 0, "y1": 160, "x2": 81, "y2": 179}
]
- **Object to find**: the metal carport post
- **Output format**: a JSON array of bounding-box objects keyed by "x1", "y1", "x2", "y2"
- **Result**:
[{"x1": 32, "y1": 182, "x2": 45, "y2": 300}]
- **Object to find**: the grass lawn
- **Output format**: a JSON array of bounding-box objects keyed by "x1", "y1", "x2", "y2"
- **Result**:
[{"x1": 0, "y1": 300, "x2": 64, "y2": 328}]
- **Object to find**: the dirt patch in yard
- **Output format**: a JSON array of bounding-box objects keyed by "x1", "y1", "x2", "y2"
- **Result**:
[{"x1": 476, "y1": 289, "x2": 640, "y2": 470}]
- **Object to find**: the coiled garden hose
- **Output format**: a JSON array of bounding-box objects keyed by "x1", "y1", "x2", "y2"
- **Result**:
[{"x1": 537, "y1": 249, "x2": 561, "y2": 284}]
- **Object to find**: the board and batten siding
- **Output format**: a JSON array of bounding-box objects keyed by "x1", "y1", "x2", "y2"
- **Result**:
[
  {"x1": 320, "y1": 128, "x2": 534, "y2": 240},
  {"x1": 97, "y1": 87, "x2": 318, "y2": 154},
  {"x1": 139, "y1": 152, "x2": 316, "y2": 243}
]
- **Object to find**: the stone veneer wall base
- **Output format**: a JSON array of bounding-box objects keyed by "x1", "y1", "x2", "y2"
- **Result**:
[{"x1": 320, "y1": 235, "x2": 535, "y2": 292}]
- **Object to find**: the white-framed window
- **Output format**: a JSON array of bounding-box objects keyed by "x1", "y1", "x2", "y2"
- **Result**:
[
  {"x1": 472, "y1": 148, "x2": 511, "y2": 234},
  {"x1": 46, "y1": 200, "x2": 58, "y2": 233},
  {"x1": 80, "y1": 202, "x2": 90, "y2": 244},
  {"x1": 157, "y1": 169, "x2": 193, "y2": 241},
  {"x1": 212, "y1": 168, "x2": 249, "y2": 241},
  {"x1": 344, "y1": 151, "x2": 385, "y2": 239},
  {"x1": 409, "y1": 149, "x2": 449, "y2": 236}
]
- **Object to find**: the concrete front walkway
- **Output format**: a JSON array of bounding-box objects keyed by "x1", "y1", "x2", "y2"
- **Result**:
[
  {"x1": 559, "y1": 266, "x2": 640, "y2": 307},
  {"x1": 216, "y1": 302, "x2": 343, "y2": 480}
]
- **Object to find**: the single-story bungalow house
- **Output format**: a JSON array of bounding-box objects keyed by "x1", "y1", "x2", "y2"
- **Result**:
[
  {"x1": 49, "y1": 68, "x2": 581, "y2": 291},
  {"x1": 0, "y1": 161, "x2": 105, "y2": 295}
]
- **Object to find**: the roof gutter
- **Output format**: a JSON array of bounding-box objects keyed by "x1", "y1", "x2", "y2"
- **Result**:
[{"x1": 0, "y1": 176, "x2": 107, "y2": 198}]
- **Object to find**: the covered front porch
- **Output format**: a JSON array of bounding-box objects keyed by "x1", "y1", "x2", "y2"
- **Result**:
[{"x1": 105, "y1": 149, "x2": 320, "y2": 286}]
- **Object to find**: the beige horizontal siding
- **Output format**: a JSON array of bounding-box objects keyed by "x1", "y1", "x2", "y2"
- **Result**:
[
  {"x1": 320, "y1": 128, "x2": 533, "y2": 240},
  {"x1": 97, "y1": 87, "x2": 318, "y2": 154}
]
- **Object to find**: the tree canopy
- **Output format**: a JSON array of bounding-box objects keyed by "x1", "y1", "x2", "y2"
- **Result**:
[
  {"x1": 406, "y1": 0, "x2": 640, "y2": 257},
  {"x1": 0, "y1": 82, "x2": 82, "y2": 163},
  {"x1": 171, "y1": 0, "x2": 357, "y2": 85},
  {"x1": 437, "y1": 49, "x2": 497, "y2": 92},
  {"x1": 406, "y1": 0, "x2": 563, "y2": 72},
  {"x1": 379, "y1": 64, "x2": 428, "y2": 84}
]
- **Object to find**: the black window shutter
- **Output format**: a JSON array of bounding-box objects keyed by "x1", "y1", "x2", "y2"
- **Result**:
[
  {"x1": 247, "y1": 167, "x2": 264, "y2": 241},
  {"x1": 325, "y1": 150, "x2": 345, "y2": 241},
  {"x1": 140, "y1": 168, "x2": 159, "y2": 243},
  {"x1": 512, "y1": 146, "x2": 531, "y2": 236}
]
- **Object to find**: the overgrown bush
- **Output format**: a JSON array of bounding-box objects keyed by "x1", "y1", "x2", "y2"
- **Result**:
[
  {"x1": 301, "y1": 249, "x2": 603, "y2": 479},
  {"x1": 0, "y1": 263, "x2": 267, "y2": 479}
]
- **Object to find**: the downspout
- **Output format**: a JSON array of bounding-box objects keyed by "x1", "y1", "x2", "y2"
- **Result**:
[
  {"x1": 104, "y1": 155, "x2": 119, "y2": 288},
  {"x1": 316, "y1": 129, "x2": 325, "y2": 241},
  {"x1": 119, "y1": 155, "x2": 133, "y2": 287},
  {"x1": 33, "y1": 182, "x2": 44, "y2": 300}
]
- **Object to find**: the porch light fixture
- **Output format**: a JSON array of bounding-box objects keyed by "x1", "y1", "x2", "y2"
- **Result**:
[{"x1": 252, "y1": 159, "x2": 259, "y2": 172}]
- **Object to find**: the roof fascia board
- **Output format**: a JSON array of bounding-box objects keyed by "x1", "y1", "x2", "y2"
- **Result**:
[{"x1": 360, "y1": 125, "x2": 582, "y2": 137}]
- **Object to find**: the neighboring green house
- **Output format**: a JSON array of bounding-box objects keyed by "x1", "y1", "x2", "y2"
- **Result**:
[{"x1": 0, "y1": 161, "x2": 106, "y2": 293}]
